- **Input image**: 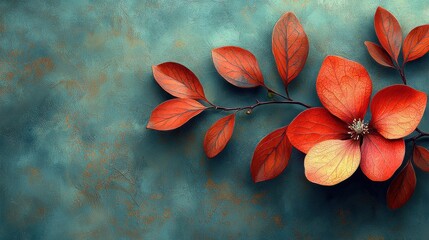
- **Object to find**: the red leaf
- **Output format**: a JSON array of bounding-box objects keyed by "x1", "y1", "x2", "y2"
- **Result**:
[
  {"x1": 374, "y1": 7, "x2": 402, "y2": 63},
  {"x1": 272, "y1": 12, "x2": 309, "y2": 87},
  {"x1": 387, "y1": 161, "x2": 416, "y2": 209},
  {"x1": 147, "y1": 98, "x2": 206, "y2": 131},
  {"x1": 152, "y1": 62, "x2": 206, "y2": 100},
  {"x1": 204, "y1": 114, "x2": 236, "y2": 158},
  {"x1": 413, "y1": 145, "x2": 429, "y2": 172},
  {"x1": 212, "y1": 46, "x2": 264, "y2": 88},
  {"x1": 403, "y1": 24, "x2": 429, "y2": 63},
  {"x1": 251, "y1": 126, "x2": 292, "y2": 183},
  {"x1": 364, "y1": 41, "x2": 395, "y2": 68}
]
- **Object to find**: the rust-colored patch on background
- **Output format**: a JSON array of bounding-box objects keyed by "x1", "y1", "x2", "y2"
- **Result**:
[
  {"x1": 126, "y1": 26, "x2": 145, "y2": 47},
  {"x1": 24, "y1": 167, "x2": 42, "y2": 183},
  {"x1": 251, "y1": 192, "x2": 266, "y2": 204},
  {"x1": 85, "y1": 32, "x2": 108, "y2": 49},
  {"x1": 367, "y1": 236, "x2": 385, "y2": 240},
  {"x1": 6, "y1": 197, "x2": 47, "y2": 228},
  {"x1": 205, "y1": 178, "x2": 242, "y2": 205},
  {"x1": 175, "y1": 40, "x2": 185, "y2": 48},
  {"x1": 24, "y1": 57, "x2": 54, "y2": 79},
  {"x1": 5, "y1": 72, "x2": 14, "y2": 81},
  {"x1": 56, "y1": 80, "x2": 83, "y2": 96},
  {"x1": 143, "y1": 215, "x2": 155, "y2": 224},
  {"x1": 150, "y1": 193, "x2": 163, "y2": 200},
  {"x1": 240, "y1": 5, "x2": 256, "y2": 20},
  {"x1": 273, "y1": 215, "x2": 284, "y2": 228},
  {"x1": 163, "y1": 208, "x2": 171, "y2": 219},
  {"x1": 87, "y1": 73, "x2": 108, "y2": 98},
  {"x1": 336, "y1": 208, "x2": 350, "y2": 225},
  {"x1": 0, "y1": 86, "x2": 12, "y2": 95},
  {"x1": 293, "y1": 228, "x2": 313, "y2": 240}
]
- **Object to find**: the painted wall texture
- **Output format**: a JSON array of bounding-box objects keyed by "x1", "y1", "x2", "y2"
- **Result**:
[{"x1": 1, "y1": 0, "x2": 429, "y2": 239}]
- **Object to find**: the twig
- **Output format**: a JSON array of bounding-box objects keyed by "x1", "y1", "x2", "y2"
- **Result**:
[{"x1": 208, "y1": 99, "x2": 311, "y2": 112}]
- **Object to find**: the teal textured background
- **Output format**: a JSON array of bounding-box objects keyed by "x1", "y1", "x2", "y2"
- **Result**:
[{"x1": 1, "y1": 0, "x2": 429, "y2": 239}]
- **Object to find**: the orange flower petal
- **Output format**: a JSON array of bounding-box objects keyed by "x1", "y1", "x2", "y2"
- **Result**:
[
  {"x1": 370, "y1": 85, "x2": 427, "y2": 139},
  {"x1": 316, "y1": 56, "x2": 372, "y2": 124},
  {"x1": 287, "y1": 107, "x2": 348, "y2": 154},
  {"x1": 360, "y1": 132, "x2": 405, "y2": 181},
  {"x1": 304, "y1": 139, "x2": 361, "y2": 186}
]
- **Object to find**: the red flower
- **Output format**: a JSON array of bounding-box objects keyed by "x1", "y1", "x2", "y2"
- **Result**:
[{"x1": 287, "y1": 56, "x2": 427, "y2": 186}]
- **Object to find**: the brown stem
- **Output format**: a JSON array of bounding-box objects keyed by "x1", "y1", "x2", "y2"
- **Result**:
[
  {"x1": 208, "y1": 99, "x2": 311, "y2": 112},
  {"x1": 405, "y1": 128, "x2": 429, "y2": 143},
  {"x1": 398, "y1": 67, "x2": 407, "y2": 85},
  {"x1": 264, "y1": 86, "x2": 289, "y2": 100},
  {"x1": 285, "y1": 86, "x2": 291, "y2": 100}
]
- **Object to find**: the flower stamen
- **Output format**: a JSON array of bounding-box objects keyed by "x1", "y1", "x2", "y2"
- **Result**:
[{"x1": 348, "y1": 118, "x2": 369, "y2": 140}]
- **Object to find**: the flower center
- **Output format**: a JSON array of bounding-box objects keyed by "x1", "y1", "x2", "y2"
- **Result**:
[{"x1": 348, "y1": 118, "x2": 369, "y2": 140}]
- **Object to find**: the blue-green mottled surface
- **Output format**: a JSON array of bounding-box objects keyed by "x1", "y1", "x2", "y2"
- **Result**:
[{"x1": 1, "y1": 0, "x2": 429, "y2": 239}]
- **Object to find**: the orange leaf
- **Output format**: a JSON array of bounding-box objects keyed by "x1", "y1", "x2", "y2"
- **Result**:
[
  {"x1": 152, "y1": 62, "x2": 206, "y2": 100},
  {"x1": 370, "y1": 85, "x2": 427, "y2": 139},
  {"x1": 287, "y1": 107, "x2": 348, "y2": 154},
  {"x1": 403, "y1": 24, "x2": 429, "y2": 63},
  {"x1": 387, "y1": 161, "x2": 416, "y2": 209},
  {"x1": 361, "y1": 132, "x2": 405, "y2": 181},
  {"x1": 251, "y1": 126, "x2": 292, "y2": 183},
  {"x1": 374, "y1": 7, "x2": 402, "y2": 63},
  {"x1": 304, "y1": 140, "x2": 360, "y2": 186},
  {"x1": 147, "y1": 98, "x2": 206, "y2": 131},
  {"x1": 212, "y1": 46, "x2": 264, "y2": 88},
  {"x1": 316, "y1": 56, "x2": 372, "y2": 123},
  {"x1": 204, "y1": 114, "x2": 236, "y2": 158},
  {"x1": 413, "y1": 145, "x2": 429, "y2": 172},
  {"x1": 272, "y1": 12, "x2": 309, "y2": 87},
  {"x1": 364, "y1": 41, "x2": 395, "y2": 68}
]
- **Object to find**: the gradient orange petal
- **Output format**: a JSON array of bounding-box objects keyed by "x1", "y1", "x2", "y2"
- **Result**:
[
  {"x1": 316, "y1": 56, "x2": 372, "y2": 124},
  {"x1": 304, "y1": 139, "x2": 361, "y2": 186},
  {"x1": 287, "y1": 107, "x2": 348, "y2": 154},
  {"x1": 370, "y1": 85, "x2": 427, "y2": 139},
  {"x1": 360, "y1": 132, "x2": 405, "y2": 181}
]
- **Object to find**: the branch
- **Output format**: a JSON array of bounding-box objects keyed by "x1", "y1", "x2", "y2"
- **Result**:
[
  {"x1": 208, "y1": 99, "x2": 311, "y2": 112},
  {"x1": 405, "y1": 128, "x2": 429, "y2": 143}
]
